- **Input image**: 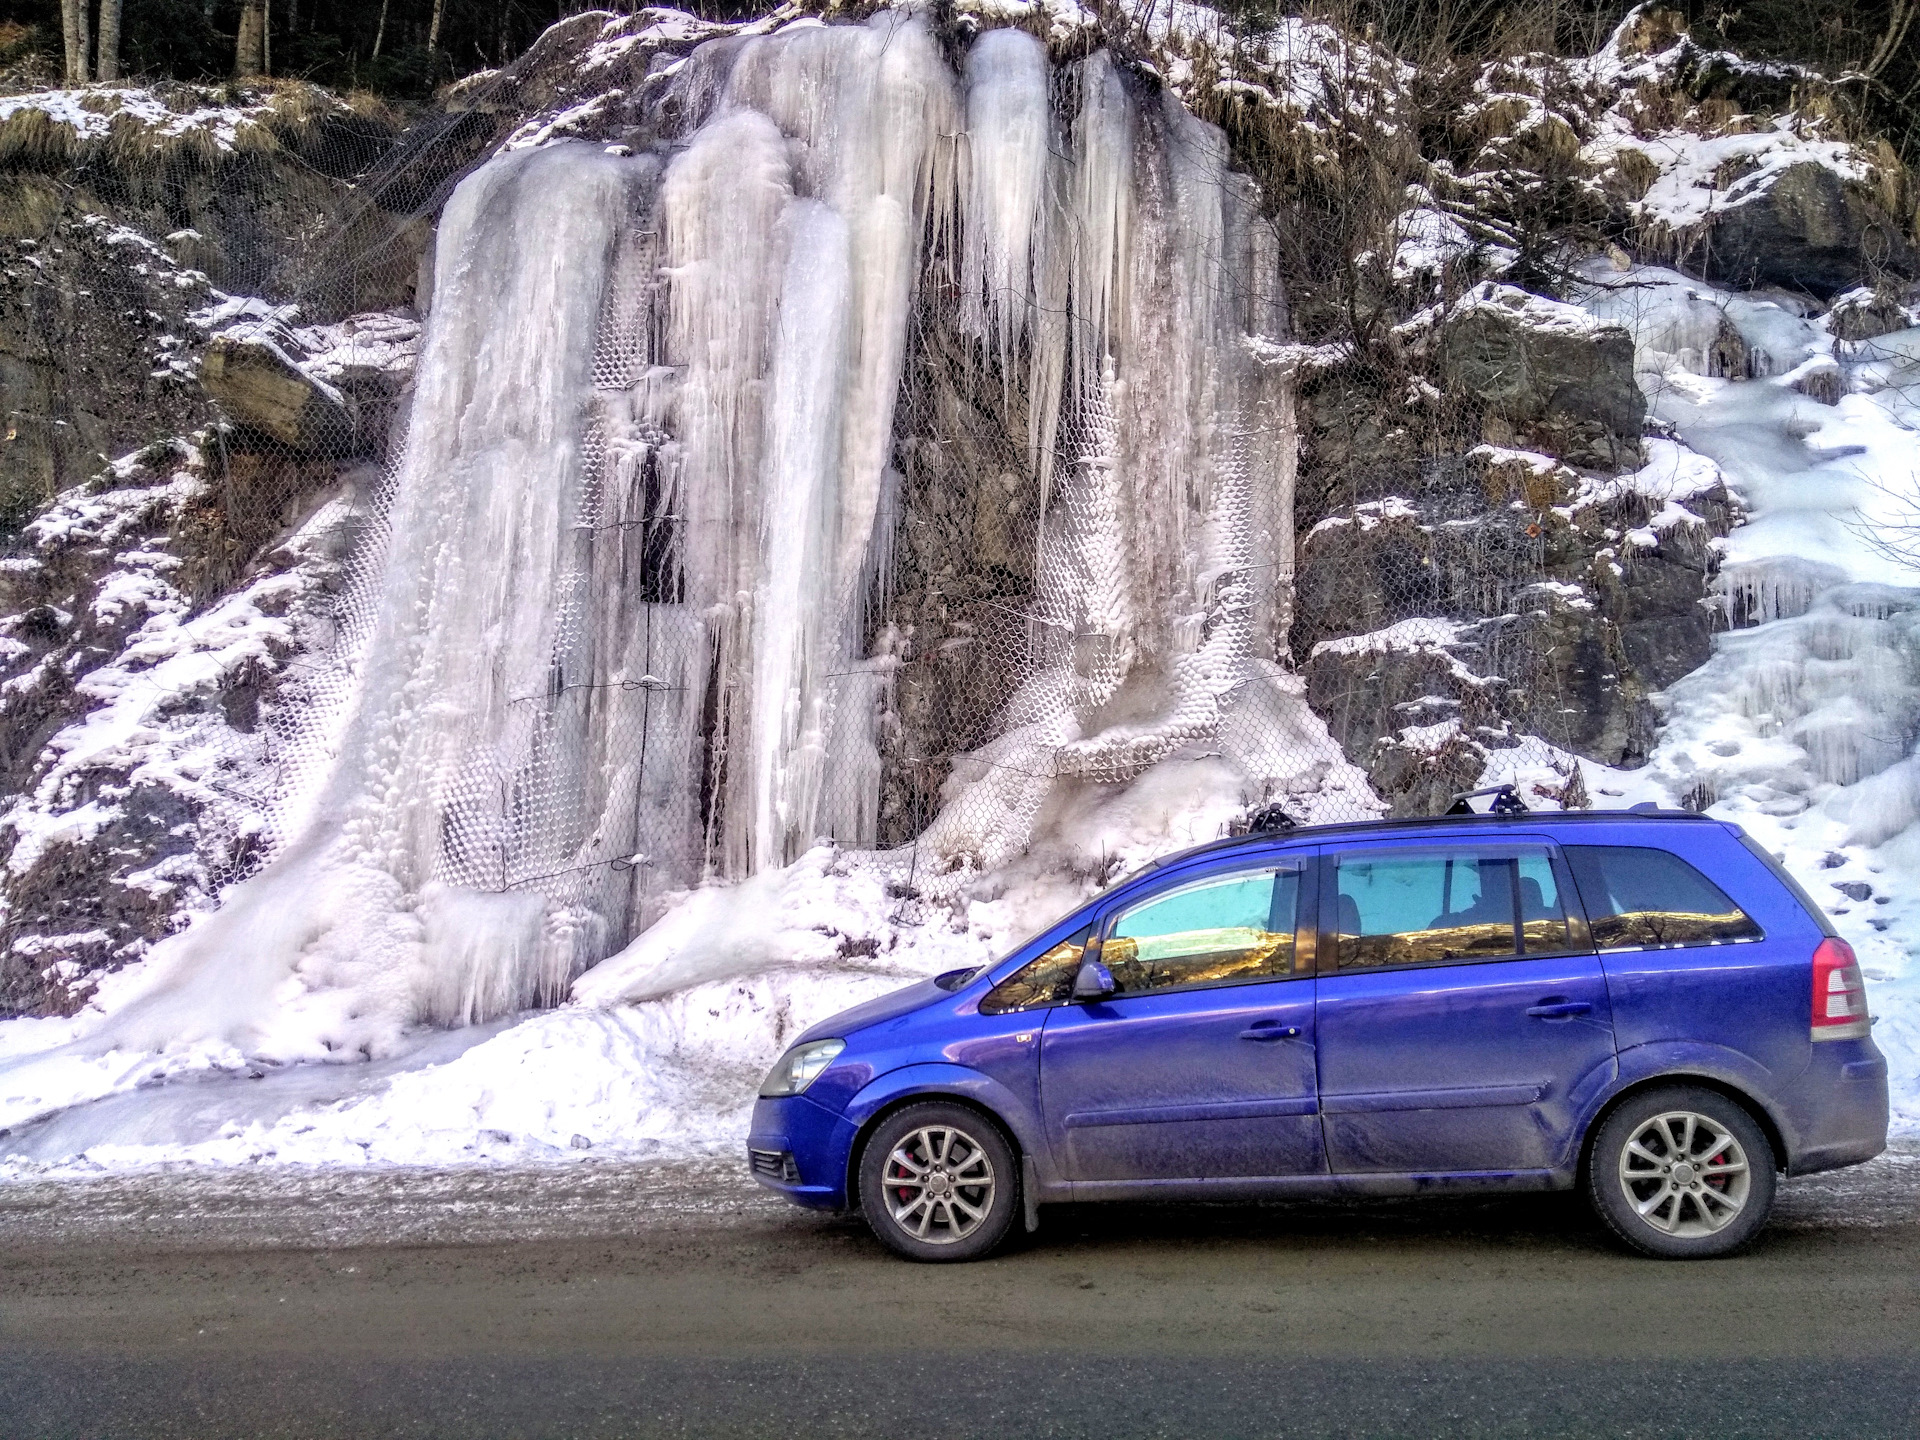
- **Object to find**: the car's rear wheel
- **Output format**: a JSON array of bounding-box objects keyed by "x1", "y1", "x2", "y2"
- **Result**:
[
  {"x1": 1586, "y1": 1085, "x2": 1776, "y2": 1259},
  {"x1": 857, "y1": 1102, "x2": 1019, "y2": 1263}
]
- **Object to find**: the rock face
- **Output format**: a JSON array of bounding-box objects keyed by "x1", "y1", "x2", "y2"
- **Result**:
[
  {"x1": 1292, "y1": 359, "x2": 1735, "y2": 815},
  {"x1": 0, "y1": 218, "x2": 218, "y2": 533},
  {"x1": 0, "y1": 84, "x2": 410, "y2": 533},
  {"x1": 200, "y1": 334, "x2": 351, "y2": 454},
  {"x1": 1701, "y1": 163, "x2": 1916, "y2": 299},
  {"x1": 875, "y1": 316, "x2": 1039, "y2": 847},
  {"x1": 0, "y1": 439, "x2": 362, "y2": 1015},
  {"x1": 1438, "y1": 285, "x2": 1646, "y2": 469}
]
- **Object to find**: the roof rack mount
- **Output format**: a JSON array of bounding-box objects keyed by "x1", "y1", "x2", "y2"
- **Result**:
[
  {"x1": 1446, "y1": 783, "x2": 1530, "y2": 817},
  {"x1": 1230, "y1": 802, "x2": 1299, "y2": 836}
]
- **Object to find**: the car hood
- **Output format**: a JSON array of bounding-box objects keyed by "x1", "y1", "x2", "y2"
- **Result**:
[{"x1": 795, "y1": 975, "x2": 952, "y2": 1047}]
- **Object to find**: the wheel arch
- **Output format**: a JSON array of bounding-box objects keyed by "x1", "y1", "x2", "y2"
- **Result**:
[
  {"x1": 844, "y1": 1091, "x2": 1025, "y2": 1214},
  {"x1": 1579, "y1": 1072, "x2": 1789, "y2": 1181}
]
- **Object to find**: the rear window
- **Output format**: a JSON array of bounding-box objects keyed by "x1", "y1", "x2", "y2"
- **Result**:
[
  {"x1": 1734, "y1": 831, "x2": 1838, "y2": 937},
  {"x1": 1332, "y1": 848, "x2": 1573, "y2": 969},
  {"x1": 1563, "y1": 845, "x2": 1763, "y2": 950}
]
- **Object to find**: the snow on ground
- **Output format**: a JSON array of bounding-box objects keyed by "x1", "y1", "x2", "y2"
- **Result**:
[{"x1": 0, "y1": 848, "x2": 1030, "y2": 1177}]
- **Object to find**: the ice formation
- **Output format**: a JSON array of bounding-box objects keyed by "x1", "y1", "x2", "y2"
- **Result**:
[
  {"x1": 56, "y1": 14, "x2": 1356, "y2": 1061},
  {"x1": 11, "y1": 13, "x2": 1915, "y2": 1168},
  {"x1": 1573, "y1": 260, "x2": 1920, "y2": 1123}
]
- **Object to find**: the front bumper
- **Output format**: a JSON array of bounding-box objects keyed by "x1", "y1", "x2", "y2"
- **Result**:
[{"x1": 746, "y1": 1092, "x2": 856, "y2": 1208}]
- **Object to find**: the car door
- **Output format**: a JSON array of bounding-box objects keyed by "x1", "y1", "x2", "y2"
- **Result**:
[
  {"x1": 1313, "y1": 839, "x2": 1617, "y2": 1175},
  {"x1": 1039, "y1": 857, "x2": 1323, "y2": 1186}
]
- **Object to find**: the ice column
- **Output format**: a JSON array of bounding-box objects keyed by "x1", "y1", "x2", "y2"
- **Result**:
[
  {"x1": 107, "y1": 143, "x2": 649, "y2": 1051},
  {"x1": 658, "y1": 12, "x2": 961, "y2": 876}
]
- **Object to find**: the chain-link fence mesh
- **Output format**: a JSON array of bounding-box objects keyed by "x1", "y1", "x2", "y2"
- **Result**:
[{"x1": 0, "y1": 11, "x2": 1659, "y2": 1018}]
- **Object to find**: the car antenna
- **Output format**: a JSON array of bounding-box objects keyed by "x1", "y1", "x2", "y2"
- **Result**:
[{"x1": 1446, "y1": 783, "x2": 1529, "y2": 816}]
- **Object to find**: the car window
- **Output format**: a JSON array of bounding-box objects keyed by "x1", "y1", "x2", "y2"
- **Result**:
[
  {"x1": 1100, "y1": 868, "x2": 1300, "y2": 997},
  {"x1": 979, "y1": 930, "x2": 1089, "y2": 1015},
  {"x1": 1563, "y1": 845, "x2": 1762, "y2": 950},
  {"x1": 1333, "y1": 848, "x2": 1573, "y2": 970}
]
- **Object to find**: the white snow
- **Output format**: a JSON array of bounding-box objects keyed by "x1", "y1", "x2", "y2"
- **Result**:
[
  {"x1": 1560, "y1": 263, "x2": 1920, "y2": 1132},
  {"x1": 1453, "y1": 281, "x2": 1617, "y2": 337},
  {"x1": 1570, "y1": 7, "x2": 1882, "y2": 244}
]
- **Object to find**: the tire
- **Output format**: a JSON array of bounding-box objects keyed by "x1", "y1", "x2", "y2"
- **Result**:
[
  {"x1": 857, "y1": 1102, "x2": 1020, "y2": 1263},
  {"x1": 1585, "y1": 1085, "x2": 1777, "y2": 1259}
]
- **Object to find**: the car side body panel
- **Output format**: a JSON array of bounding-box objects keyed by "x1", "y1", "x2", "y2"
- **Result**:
[{"x1": 745, "y1": 813, "x2": 1890, "y2": 1216}]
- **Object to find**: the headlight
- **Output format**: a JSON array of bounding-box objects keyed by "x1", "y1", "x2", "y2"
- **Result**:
[{"x1": 758, "y1": 1039, "x2": 846, "y2": 1097}]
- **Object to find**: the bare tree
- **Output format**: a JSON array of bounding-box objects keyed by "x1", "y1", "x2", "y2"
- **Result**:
[
  {"x1": 60, "y1": 0, "x2": 91, "y2": 83},
  {"x1": 429, "y1": 0, "x2": 446, "y2": 54},
  {"x1": 235, "y1": 0, "x2": 266, "y2": 76},
  {"x1": 96, "y1": 0, "x2": 125, "y2": 82},
  {"x1": 1865, "y1": 1, "x2": 1918, "y2": 79},
  {"x1": 371, "y1": 0, "x2": 391, "y2": 60}
]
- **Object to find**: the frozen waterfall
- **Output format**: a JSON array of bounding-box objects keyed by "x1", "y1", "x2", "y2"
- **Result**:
[{"x1": 93, "y1": 15, "x2": 1355, "y2": 1057}]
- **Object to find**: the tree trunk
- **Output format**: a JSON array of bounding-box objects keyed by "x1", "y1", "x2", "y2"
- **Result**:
[
  {"x1": 370, "y1": 0, "x2": 390, "y2": 60},
  {"x1": 234, "y1": 0, "x2": 266, "y2": 76},
  {"x1": 60, "y1": 0, "x2": 91, "y2": 83},
  {"x1": 262, "y1": 0, "x2": 271, "y2": 75},
  {"x1": 96, "y1": 0, "x2": 124, "y2": 82},
  {"x1": 1866, "y1": 1, "x2": 1917, "y2": 79},
  {"x1": 428, "y1": 0, "x2": 446, "y2": 53}
]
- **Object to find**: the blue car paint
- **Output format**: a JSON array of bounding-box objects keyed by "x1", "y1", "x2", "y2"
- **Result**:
[
  {"x1": 1313, "y1": 834, "x2": 1618, "y2": 1175},
  {"x1": 1043, "y1": 978, "x2": 1324, "y2": 1184},
  {"x1": 746, "y1": 813, "x2": 1890, "y2": 1211}
]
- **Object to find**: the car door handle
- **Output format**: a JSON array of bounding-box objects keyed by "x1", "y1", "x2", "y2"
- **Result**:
[
  {"x1": 1526, "y1": 1001, "x2": 1592, "y2": 1020},
  {"x1": 1240, "y1": 1023, "x2": 1302, "y2": 1041}
]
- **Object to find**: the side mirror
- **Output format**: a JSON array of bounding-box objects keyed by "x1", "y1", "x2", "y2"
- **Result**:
[{"x1": 1071, "y1": 957, "x2": 1116, "y2": 1002}]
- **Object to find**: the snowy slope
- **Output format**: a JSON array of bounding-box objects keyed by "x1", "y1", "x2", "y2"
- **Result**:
[{"x1": 1570, "y1": 263, "x2": 1920, "y2": 1131}]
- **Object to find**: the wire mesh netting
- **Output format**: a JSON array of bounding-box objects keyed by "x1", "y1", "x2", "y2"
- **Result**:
[{"x1": 0, "y1": 13, "x2": 1617, "y2": 1020}]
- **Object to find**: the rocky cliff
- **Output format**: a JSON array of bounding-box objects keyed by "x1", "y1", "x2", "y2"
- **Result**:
[{"x1": 0, "y1": 2, "x2": 1914, "y2": 1017}]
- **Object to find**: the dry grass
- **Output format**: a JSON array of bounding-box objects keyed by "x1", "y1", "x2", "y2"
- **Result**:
[{"x1": 0, "y1": 79, "x2": 356, "y2": 178}]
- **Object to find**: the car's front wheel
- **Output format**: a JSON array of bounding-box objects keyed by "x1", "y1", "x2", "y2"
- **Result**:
[
  {"x1": 1586, "y1": 1085, "x2": 1777, "y2": 1259},
  {"x1": 857, "y1": 1102, "x2": 1019, "y2": 1263}
]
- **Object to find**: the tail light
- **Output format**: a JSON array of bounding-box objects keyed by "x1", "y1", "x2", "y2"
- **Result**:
[{"x1": 1811, "y1": 937, "x2": 1871, "y2": 1041}]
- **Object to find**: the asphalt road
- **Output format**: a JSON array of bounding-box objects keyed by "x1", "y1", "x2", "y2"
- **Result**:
[{"x1": 3, "y1": 1145, "x2": 1918, "y2": 1439}]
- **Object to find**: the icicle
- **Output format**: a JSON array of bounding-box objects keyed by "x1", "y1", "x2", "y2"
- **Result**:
[
  {"x1": 747, "y1": 199, "x2": 853, "y2": 873},
  {"x1": 1066, "y1": 50, "x2": 1134, "y2": 413},
  {"x1": 961, "y1": 27, "x2": 1054, "y2": 372}
]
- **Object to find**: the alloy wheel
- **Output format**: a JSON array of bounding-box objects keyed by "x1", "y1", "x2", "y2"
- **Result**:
[
  {"x1": 881, "y1": 1124, "x2": 997, "y2": 1245},
  {"x1": 1617, "y1": 1108, "x2": 1752, "y2": 1238}
]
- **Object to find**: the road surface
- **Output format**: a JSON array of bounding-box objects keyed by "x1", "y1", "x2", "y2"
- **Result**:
[{"x1": 3, "y1": 1145, "x2": 1917, "y2": 1437}]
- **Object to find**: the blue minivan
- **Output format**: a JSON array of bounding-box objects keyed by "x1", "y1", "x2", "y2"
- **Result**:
[{"x1": 748, "y1": 807, "x2": 1889, "y2": 1261}]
